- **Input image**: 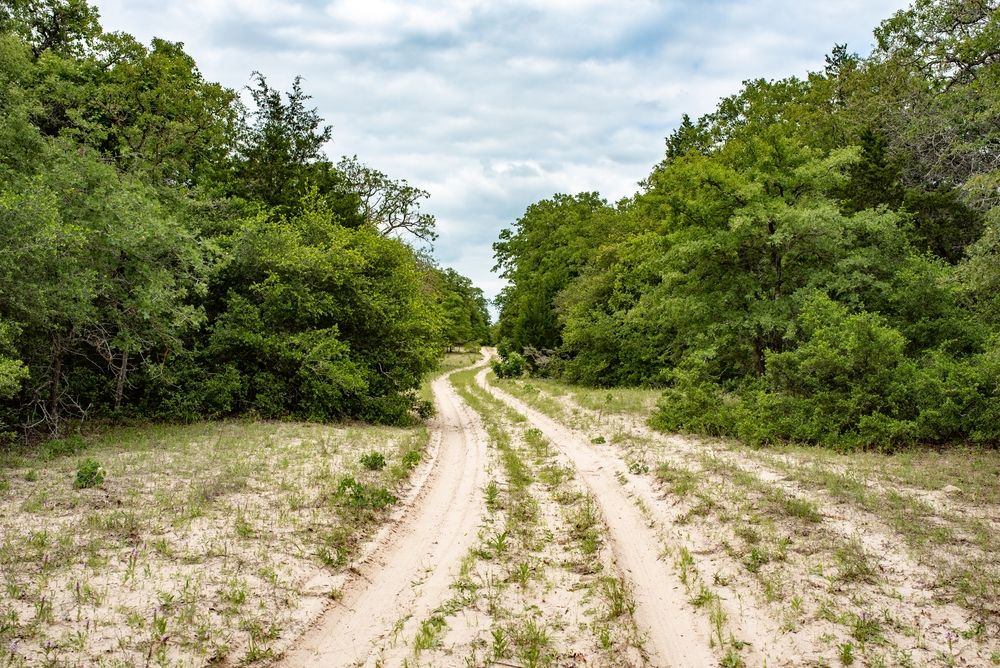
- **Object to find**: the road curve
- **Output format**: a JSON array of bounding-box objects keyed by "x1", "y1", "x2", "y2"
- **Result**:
[{"x1": 280, "y1": 359, "x2": 489, "y2": 667}]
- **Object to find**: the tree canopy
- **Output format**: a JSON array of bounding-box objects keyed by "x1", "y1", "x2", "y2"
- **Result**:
[
  {"x1": 493, "y1": 0, "x2": 1000, "y2": 450},
  {"x1": 0, "y1": 0, "x2": 488, "y2": 440}
]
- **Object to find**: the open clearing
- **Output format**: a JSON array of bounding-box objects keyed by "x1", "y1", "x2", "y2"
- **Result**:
[{"x1": 4, "y1": 351, "x2": 998, "y2": 667}]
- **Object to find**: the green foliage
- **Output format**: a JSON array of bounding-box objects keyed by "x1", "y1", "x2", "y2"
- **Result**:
[
  {"x1": 493, "y1": 192, "x2": 614, "y2": 352},
  {"x1": 493, "y1": 0, "x2": 1000, "y2": 450},
  {"x1": 433, "y1": 267, "x2": 491, "y2": 350},
  {"x1": 359, "y1": 451, "x2": 386, "y2": 471},
  {"x1": 401, "y1": 449, "x2": 422, "y2": 469},
  {"x1": 73, "y1": 458, "x2": 104, "y2": 488},
  {"x1": 334, "y1": 476, "x2": 396, "y2": 510},
  {"x1": 491, "y1": 351, "x2": 527, "y2": 379},
  {"x1": 0, "y1": 4, "x2": 483, "y2": 437}
]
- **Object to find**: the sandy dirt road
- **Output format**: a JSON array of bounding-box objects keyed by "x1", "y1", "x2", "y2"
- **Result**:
[
  {"x1": 280, "y1": 360, "x2": 490, "y2": 667},
  {"x1": 476, "y1": 367, "x2": 717, "y2": 667}
]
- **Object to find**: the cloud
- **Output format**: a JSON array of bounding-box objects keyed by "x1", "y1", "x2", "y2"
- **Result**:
[{"x1": 91, "y1": 0, "x2": 911, "y2": 312}]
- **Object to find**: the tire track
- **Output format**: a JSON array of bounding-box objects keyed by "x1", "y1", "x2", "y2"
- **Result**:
[
  {"x1": 279, "y1": 359, "x2": 490, "y2": 667},
  {"x1": 476, "y1": 367, "x2": 716, "y2": 667}
]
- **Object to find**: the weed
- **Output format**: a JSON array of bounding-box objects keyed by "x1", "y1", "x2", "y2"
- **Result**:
[
  {"x1": 486, "y1": 529, "x2": 510, "y2": 557},
  {"x1": 848, "y1": 611, "x2": 884, "y2": 645},
  {"x1": 23, "y1": 470, "x2": 37, "y2": 482},
  {"x1": 600, "y1": 577, "x2": 635, "y2": 619},
  {"x1": 590, "y1": 436, "x2": 606, "y2": 445},
  {"x1": 234, "y1": 505, "x2": 254, "y2": 538},
  {"x1": 835, "y1": 538, "x2": 877, "y2": 584},
  {"x1": 690, "y1": 584, "x2": 716, "y2": 608},
  {"x1": 596, "y1": 624, "x2": 612, "y2": 650},
  {"x1": 774, "y1": 491, "x2": 822, "y2": 523},
  {"x1": 241, "y1": 617, "x2": 279, "y2": 662},
  {"x1": 678, "y1": 546, "x2": 695, "y2": 585},
  {"x1": 568, "y1": 495, "x2": 601, "y2": 555},
  {"x1": 626, "y1": 459, "x2": 649, "y2": 475},
  {"x1": 721, "y1": 648, "x2": 746, "y2": 668},
  {"x1": 510, "y1": 618, "x2": 551, "y2": 668},
  {"x1": 491, "y1": 627, "x2": 509, "y2": 660},
  {"x1": 401, "y1": 449, "x2": 421, "y2": 469},
  {"x1": 414, "y1": 614, "x2": 447, "y2": 652},
  {"x1": 512, "y1": 561, "x2": 532, "y2": 587},
  {"x1": 709, "y1": 600, "x2": 727, "y2": 648},
  {"x1": 743, "y1": 546, "x2": 770, "y2": 574},
  {"x1": 839, "y1": 642, "x2": 855, "y2": 665},
  {"x1": 73, "y1": 459, "x2": 105, "y2": 489},
  {"x1": 655, "y1": 463, "x2": 698, "y2": 496},
  {"x1": 360, "y1": 451, "x2": 386, "y2": 471},
  {"x1": 485, "y1": 480, "x2": 500, "y2": 512}
]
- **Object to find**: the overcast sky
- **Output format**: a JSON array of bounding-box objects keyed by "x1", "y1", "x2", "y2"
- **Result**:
[{"x1": 91, "y1": 0, "x2": 909, "y2": 306}]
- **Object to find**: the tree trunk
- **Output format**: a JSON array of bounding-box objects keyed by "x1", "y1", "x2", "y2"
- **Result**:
[
  {"x1": 114, "y1": 349, "x2": 129, "y2": 411},
  {"x1": 48, "y1": 335, "x2": 63, "y2": 428}
]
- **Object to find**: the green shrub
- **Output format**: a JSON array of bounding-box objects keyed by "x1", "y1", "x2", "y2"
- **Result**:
[
  {"x1": 334, "y1": 476, "x2": 395, "y2": 509},
  {"x1": 74, "y1": 458, "x2": 106, "y2": 489},
  {"x1": 491, "y1": 351, "x2": 527, "y2": 379},
  {"x1": 359, "y1": 451, "x2": 386, "y2": 471},
  {"x1": 653, "y1": 293, "x2": 1000, "y2": 450},
  {"x1": 402, "y1": 449, "x2": 422, "y2": 469}
]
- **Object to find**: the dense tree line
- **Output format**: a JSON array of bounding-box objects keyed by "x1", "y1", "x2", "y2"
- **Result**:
[
  {"x1": 494, "y1": 0, "x2": 1000, "y2": 450},
  {"x1": 0, "y1": 0, "x2": 489, "y2": 439}
]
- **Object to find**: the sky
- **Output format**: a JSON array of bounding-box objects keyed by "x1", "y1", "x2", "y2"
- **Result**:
[{"x1": 91, "y1": 0, "x2": 910, "y2": 307}]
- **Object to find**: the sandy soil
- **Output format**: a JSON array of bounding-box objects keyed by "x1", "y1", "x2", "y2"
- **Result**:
[
  {"x1": 492, "y1": 376, "x2": 999, "y2": 666},
  {"x1": 477, "y1": 368, "x2": 719, "y2": 667},
  {"x1": 279, "y1": 358, "x2": 491, "y2": 667}
]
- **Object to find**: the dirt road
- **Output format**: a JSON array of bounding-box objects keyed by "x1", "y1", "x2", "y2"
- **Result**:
[
  {"x1": 280, "y1": 361, "x2": 490, "y2": 667},
  {"x1": 475, "y1": 368, "x2": 717, "y2": 667}
]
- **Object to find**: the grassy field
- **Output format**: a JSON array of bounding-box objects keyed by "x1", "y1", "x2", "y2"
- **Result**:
[{"x1": 0, "y1": 417, "x2": 429, "y2": 666}]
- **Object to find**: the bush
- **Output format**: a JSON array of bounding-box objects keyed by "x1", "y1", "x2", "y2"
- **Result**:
[
  {"x1": 334, "y1": 476, "x2": 396, "y2": 509},
  {"x1": 652, "y1": 293, "x2": 1000, "y2": 450},
  {"x1": 74, "y1": 458, "x2": 106, "y2": 489},
  {"x1": 491, "y1": 351, "x2": 527, "y2": 379},
  {"x1": 402, "y1": 449, "x2": 422, "y2": 469},
  {"x1": 359, "y1": 451, "x2": 386, "y2": 471}
]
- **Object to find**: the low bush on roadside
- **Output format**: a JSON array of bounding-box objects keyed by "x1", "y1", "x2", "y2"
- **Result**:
[
  {"x1": 492, "y1": 351, "x2": 527, "y2": 379},
  {"x1": 334, "y1": 476, "x2": 396, "y2": 509}
]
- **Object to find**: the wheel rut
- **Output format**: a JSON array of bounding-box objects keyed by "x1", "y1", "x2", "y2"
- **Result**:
[
  {"x1": 280, "y1": 359, "x2": 490, "y2": 667},
  {"x1": 476, "y1": 367, "x2": 716, "y2": 667}
]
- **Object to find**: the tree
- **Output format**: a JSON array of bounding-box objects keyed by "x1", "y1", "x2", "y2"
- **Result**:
[
  {"x1": 231, "y1": 73, "x2": 333, "y2": 210},
  {"x1": 493, "y1": 193, "x2": 613, "y2": 352},
  {"x1": 0, "y1": 0, "x2": 100, "y2": 57},
  {"x1": 337, "y1": 156, "x2": 438, "y2": 242}
]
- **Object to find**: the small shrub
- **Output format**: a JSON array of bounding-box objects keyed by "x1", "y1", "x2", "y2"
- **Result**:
[
  {"x1": 360, "y1": 451, "x2": 386, "y2": 471},
  {"x1": 74, "y1": 458, "x2": 106, "y2": 489},
  {"x1": 491, "y1": 351, "x2": 527, "y2": 379},
  {"x1": 626, "y1": 459, "x2": 649, "y2": 475},
  {"x1": 402, "y1": 449, "x2": 422, "y2": 469},
  {"x1": 590, "y1": 435, "x2": 606, "y2": 444},
  {"x1": 334, "y1": 476, "x2": 396, "y2": 509},
  {"x1": 413, "y1": 400, "x2": 434, "y2": 419}
]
